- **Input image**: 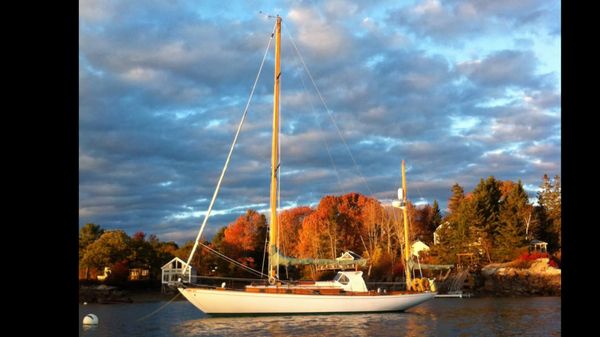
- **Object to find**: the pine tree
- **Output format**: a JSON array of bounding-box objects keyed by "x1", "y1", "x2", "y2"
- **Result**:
[
  {"x1": 472, "y1": 176, "x2": 501, "y2": 237},
  {"x1": 430, "y1": 200, "x2": 443, "y2": 234},
  {"x1": 537, "y1": 174, "x2": 561, "y2": 250},
  {"x1": 447, "y1": 183, "x2": 465, "y2": 216},
  {"x1": 496, "y1": 181, "x2": 529, "y2": 261}
]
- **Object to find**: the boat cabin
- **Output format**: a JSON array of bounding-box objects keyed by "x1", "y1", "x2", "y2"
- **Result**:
[{"x1": 328, "y1": 271, "x2": 368, "y2": 292}]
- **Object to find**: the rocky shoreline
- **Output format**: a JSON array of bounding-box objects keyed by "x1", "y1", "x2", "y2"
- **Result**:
[
  {"x1": 79, "y1": 285, "x2": 180, "y2": 304},
  {"x1": 473, "y1": 258, "x2": 561, "y2": 297},
  {"x1": 80, "y1": 259, "x2": 561, "y2": 303}
]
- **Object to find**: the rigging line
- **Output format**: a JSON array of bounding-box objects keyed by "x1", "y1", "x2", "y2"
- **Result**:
[
  {"x1": 261, "y1": 222, "x2": 269, "y2": 276},
  {"x1": 294, "y1": 54, "x2": 344, "y2": 195},
  {"x1": 200, "y1": 242, "x2": 269, "y2": 278},
  {"x1": 136, "y1": 292, "x2": 181, "y2": 322},
  {"x1": 283, "y1": 22, "x2": 374, "y2": 197},
  {"x1": 182, "y1": 23, "x2": 276, "y2": 277},
  {"x1": 199, "y1": 242, "x2": 266, "y2": 277}
]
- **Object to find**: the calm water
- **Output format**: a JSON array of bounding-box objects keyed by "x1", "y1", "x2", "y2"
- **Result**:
[{"x1": 79, "y1": 297, "x2": 560, "y2": 336}]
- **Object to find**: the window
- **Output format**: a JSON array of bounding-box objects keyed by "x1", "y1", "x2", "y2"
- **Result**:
[{"x1": 334, "y1": 273, "x2": 350, "y2": 285}]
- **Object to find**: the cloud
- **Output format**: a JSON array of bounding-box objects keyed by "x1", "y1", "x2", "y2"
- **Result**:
[
  {"x1": 458, "y1": 50, "x2": 539, "y2": 88},
  {"x1": 387, "y1": 0, "x2": 559, "y2": 43},
  {"x1": 79, "y1": 0, "x2": 560, "y2": 245}
]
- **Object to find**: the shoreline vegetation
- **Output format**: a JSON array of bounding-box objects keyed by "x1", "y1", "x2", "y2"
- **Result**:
[
  {"x1": 79, "y1": 256, "x2": 560, "y2": 304},
  {"x1": 79, "y1": 174, "x2": 561, "y2": 303},
  {"x1": 79, "y1": 259, "x2": 562, "y2": 303}
]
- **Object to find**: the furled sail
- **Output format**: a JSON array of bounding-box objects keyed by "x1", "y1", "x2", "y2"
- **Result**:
[{"x1": 270, "y1": 249, "x2": 368, "y2": 267}]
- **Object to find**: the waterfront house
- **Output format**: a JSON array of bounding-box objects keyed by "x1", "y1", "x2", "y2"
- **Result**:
[
  {"x1": 433, "y1": 222, "x2": 449, "y2": 245},
  {"x1": 316, "y1": 250, "x2": 364, "y2": 271},
  {"x1": 161, "y1": 257, "x2": 196, "y2": 284},
  {"x1": 411, "y1": 239, "x2": 430, "y2": 257},
  {"x1": 128, "y1": 263, "x2": 151, "y2": 281}
]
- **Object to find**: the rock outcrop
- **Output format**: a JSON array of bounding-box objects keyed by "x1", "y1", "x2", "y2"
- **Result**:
[
  {"x1": 475, "y1": 258, "x2": 561, "y2": 296},
  {"x1": 79, "y1": 285, "x2": 133, "y2": 303}
]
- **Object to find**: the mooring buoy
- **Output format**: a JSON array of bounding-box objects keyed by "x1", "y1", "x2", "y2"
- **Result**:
[{"x1": 83, "y1": 313, "x2": 98, "y2": 325}]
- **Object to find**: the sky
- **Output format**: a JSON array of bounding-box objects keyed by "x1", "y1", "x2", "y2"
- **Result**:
[{"x1": 79, "y1": 0, "x2": 561, "y2": 245}]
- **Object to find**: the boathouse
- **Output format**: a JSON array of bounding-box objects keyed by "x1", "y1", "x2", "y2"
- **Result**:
[{"x1": 161, "y1": 257, "x2": 196, "y2": 284}]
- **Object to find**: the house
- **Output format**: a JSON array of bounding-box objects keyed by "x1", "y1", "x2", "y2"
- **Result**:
[
  {"x1": 337, "y1": 250, "x2": 363, "y2": 261},
  {"x1": 411, "y1": 239, "x2": 430, "y2": 257},
  {"x1": 529, "y1": 239, "x2": 548, "y2": 253},
  {"x1": 316, "y1": 251, "x2": 364, "y2": 271},
  {"x1": 161, "y1": 257, "x2": 196, "y2": 284},
  {"x1": 433, "y1": 222, "x2": 449, "y2": 245},
  {"x1": 129, "y1": 264, "x2": 151, "y2": 281}
]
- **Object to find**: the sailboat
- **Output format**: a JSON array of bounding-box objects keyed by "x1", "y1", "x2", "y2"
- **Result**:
[{"x1": 178, "y1": 16, "x2": 435, "y2": 314}]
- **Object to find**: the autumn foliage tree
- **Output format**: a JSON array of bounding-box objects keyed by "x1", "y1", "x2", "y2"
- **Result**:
[
  {"x1": 279, "y1": 206, "x2": 314, "y2": 258},
  {"x1": 220, "y1": 209, "x2": 268, "y2": 275}
]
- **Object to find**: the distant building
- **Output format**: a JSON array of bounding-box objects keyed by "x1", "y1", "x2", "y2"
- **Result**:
[
  {"x1": 316, "y1": 251, "x2": 364, "y2": 271},
  {"x1": 129, "y1": 263, "x2": 151, "y2": 281},
  {"x1": 433, "y1": 222, "x2": 449, "y2": 245},
  {"x1": 529, "y1": 239, "x2": 548, "y2": 253},
  {"x1": 411, "y1": 240, "x2": 430, "y2": 257},
  {"x1": 161, "y1": 257, "x2": 196, "y2": 284}
]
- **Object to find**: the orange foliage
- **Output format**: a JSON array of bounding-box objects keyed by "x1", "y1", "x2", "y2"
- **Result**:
[
  {"x1": 297, "y1": 193, "x2": 383, "y2": 259},
  {"x1": 279, "y1": 206, "x2": 314, "y2": 257},
  {"x1": 297, "y1": 212, "x2": 326, "y2": 258},
  {"x1": 223, "y1": 210, "x2": 266, "y2": 253}
]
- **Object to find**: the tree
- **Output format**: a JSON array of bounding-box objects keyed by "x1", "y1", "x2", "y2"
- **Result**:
[
  {"x1": 537, "y1": 174, "x2": 561, "y2": 250},
  {"x1": 221, "y1": 209, "x2": 268, "y2": 275},
  {"x1": 79, "y1": 223, "x2": 104, "y2": 255},
  {"x1": 279, "y1": 206, "x2": 314, "y2": 257},
  {"x1": 472, "y1": 176, "x2": 501, "y2": 236},
  {"x1": 80, "y1": 230, "x2": 131, "y2": 272},
  {"x1": 496, "y1": 181, "x2": 529, "y2": 261},
  {"x1": 430, "y1": 200, "x2": 443, "y2": 233},
  {"x1": 447, "y1": 183, "x2": 465, "y2": 215},
  {"x1": 79, "y1": 223, "x2": 105, "y2": 279}
]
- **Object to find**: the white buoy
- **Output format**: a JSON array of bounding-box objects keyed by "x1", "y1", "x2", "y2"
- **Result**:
[{"x1": 82, "y1": 314, "x2": 98, "y2": 325}]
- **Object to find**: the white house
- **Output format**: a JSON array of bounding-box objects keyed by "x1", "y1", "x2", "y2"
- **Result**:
[
  {"x1": 411, "y1": 239, "x2": 430, "y2": 257},
  {"x1": 161, "y1": 257, "x2": 196, "y2": 284},
  {"x1": 433, "y1": 222, "x2": 449, "y2": 245},
  {"x1": 529, "y1": 239, "x2": 548, "y2": 253}
]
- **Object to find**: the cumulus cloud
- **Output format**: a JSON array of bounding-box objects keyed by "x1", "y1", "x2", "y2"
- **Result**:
[
  {"x1": 79, "y1": 0, "x2": 560, "y2": 244},
  {"x1": 387, "y1": 0, "x2": 559, "y2": 43}
]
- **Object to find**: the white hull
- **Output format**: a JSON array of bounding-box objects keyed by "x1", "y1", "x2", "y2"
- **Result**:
[{"x1": 179, "y1": 287, "x2": 435, "y2": 314}]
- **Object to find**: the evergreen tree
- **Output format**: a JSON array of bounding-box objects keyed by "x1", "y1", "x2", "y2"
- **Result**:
[
  {"x1": 431, "y1": 222, "x2": 455, "y2": 264},
  {"x1": 431, "y1": 200, "x2": 442, "y2": 233},
  {"x1": 472, "y1": 176, "x2": 501, "y2": 237},
  {"x1": 453, "y1": 197, "x2": 478, "y2": 254},
  {"x1": 79, "y1": 223, "x2": 104, "y2": 255},
  {"x1": 496, "y1": 181, "x2": 529, "y2": 261},
  {"x1": 537, "y1": 174, "x2": 561, "y2": 250},
  {"x1": 447, "y1": 183, "x2": 465, "y2": 216}
]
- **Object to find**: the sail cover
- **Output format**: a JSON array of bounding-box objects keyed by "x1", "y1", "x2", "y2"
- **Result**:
[{"x1": 270, "y1": 249, "x2": 368, "y2": 267}]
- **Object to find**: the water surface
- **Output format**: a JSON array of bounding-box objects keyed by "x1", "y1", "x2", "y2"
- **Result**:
[{"x1": 79, "y1": 296, "x2": 560, "y2": 336}]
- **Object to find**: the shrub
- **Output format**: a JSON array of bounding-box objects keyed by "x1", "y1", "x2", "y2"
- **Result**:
[{"x1": 518, "y1": 251, "x2": 549, "y2": 261}]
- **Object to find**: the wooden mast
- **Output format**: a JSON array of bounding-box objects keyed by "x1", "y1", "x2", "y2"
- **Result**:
[
  {"x1": 269, "y1": 15, "x2": 282, "y2": 282},
  {"x1": 401, "y1": 160, "x2": 412, "y2": 290}
]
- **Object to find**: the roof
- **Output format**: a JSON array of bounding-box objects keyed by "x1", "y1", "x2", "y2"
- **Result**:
[
  {"x1": 337, "y1": 250, "x2": 362, "y2": 260},
  {"x1": 529, "y1": 239, "x2": 548, "y2": 245},
  {"x1": 161, "y1": 257, "x2": 191, "y2": 270},
  {"x1": 411, "y1": 240, "x2": 430, "y2": 256}
]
